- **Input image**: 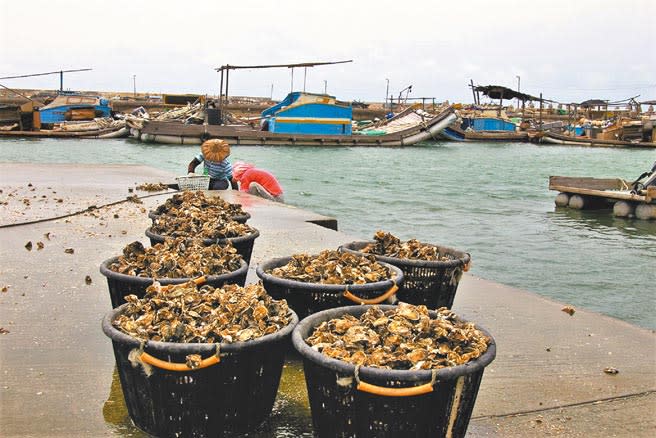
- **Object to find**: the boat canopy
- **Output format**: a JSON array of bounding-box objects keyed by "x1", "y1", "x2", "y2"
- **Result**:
[{"x1": 473, "y1": 85, "x2": 542, "y2": 102}]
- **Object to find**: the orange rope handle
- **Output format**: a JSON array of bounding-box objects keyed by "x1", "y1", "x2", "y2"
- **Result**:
[
  {"x1": 356, "y1": 380, "x2": 434, "y2": 397},
  {"x1": 343, "y1": 284, "x2": 398, "y2": 305},
  {"x1": 139, "y1": 350, "x2": 220, "y2": 372},
  {"x1": 354, "y1": 366, "x2": 437, "y2": 397}
]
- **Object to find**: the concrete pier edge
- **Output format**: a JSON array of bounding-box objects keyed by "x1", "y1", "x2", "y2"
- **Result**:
[{"x1": 1, "y1": 162, "x2": 654, "y2": 437}]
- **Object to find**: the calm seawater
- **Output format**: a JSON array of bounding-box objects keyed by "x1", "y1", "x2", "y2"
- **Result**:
[{"x1": 1, "y1": 138, "x2": 655, "y2": 329}]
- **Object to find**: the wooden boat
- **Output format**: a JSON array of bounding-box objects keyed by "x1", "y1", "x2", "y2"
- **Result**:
[
  {"x1": 540, "y1": 130, "x2": 655, "y2": 148},
  {"x1": 549, "y1": 169, "x2": 656, "y2": 220},
  {"x1": 0, "y1": 91, "x2": 127, "y2": 138},
  {"x1": 0, "y1": 124, "x2": 129, "y2": 139},
  {"x1": 128, "y1": 102, "x2": 457, "y2": 147},
  {"x1": 437, "y1": 108, "x2": 529, "y2": 143}
]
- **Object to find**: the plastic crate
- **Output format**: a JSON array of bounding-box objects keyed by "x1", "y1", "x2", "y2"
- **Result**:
[{"x1": 175, "y1": 175, "x2": 210, "y2": 191}]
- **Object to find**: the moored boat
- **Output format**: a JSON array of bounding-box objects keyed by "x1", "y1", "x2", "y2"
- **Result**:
[
  {"x1": 539, "y1": 130, "x2": 655, "y2": 148},
  {"x1": 128, "y1": 94, "x2": 456, "y2": 147}
]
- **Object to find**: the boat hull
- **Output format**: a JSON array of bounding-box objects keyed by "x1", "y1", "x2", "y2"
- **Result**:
[
  {"x1": 541, "y1": 131, "x2": 656, "y2": 148},
  {"x1": 130, "y1": 108, "x2": 457, "y2": 147}
]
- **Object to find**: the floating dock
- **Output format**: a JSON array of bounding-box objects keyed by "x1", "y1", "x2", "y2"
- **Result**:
[
  {"x1": 1, "y1": 163, "x2": 654, "y2": 437},
  {"x1": 549, "y1": 175, "x2": 656, "y2": 220}
]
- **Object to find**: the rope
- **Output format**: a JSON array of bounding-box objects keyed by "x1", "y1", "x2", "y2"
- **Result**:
[
  {"x1": 214, "y1": 343, "x2": 221, "y2": 359},
  {"x1": 0, "y1": 190, "x2": 179, "y2": 229}
]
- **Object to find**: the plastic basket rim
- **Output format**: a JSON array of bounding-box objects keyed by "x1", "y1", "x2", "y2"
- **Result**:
[
  {"x1": 99, "y1": 255, "x2": 249, "y2": 285},
  {"x1": 340, "y1": 240, "x2": 470, "y2": 269},
  {"x1": 292, "y1": 304, "x2": 496, "y2": 382},
  {"x1": 102, "y1": 303, "x2": 299, "y2": 354},
  {"x1": 255, "y1": 255, "x2": 404, "y2": 292},
  {"x1": 145, "y1": 226, "x2": 260, "y2": 245},
  {"x1": 175, "y1": 175, "x2": 210, "y2": 190}
]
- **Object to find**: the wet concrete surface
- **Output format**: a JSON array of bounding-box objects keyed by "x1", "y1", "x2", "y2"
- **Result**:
[{"x1": 1, "y1": 163, "x2": 654, "y2": 437}]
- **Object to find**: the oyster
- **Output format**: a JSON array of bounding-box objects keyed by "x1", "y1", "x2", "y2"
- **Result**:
[
  {"x1": 113, "y1": 281, "x2": 291, "y2": 343},
  {"x1": 361, "y1": 231, "x2": 453, "y2": 261},
  {"x1": 268, "y1": 250, "x2": 395, "y2": 285},
  {"x1": 109, "y1": 238, "x2": 243, "y2": 278},
  {"x1": 135, "y1": 182, "x2": 169, "y2": 192},
  {"x1": 153, "y1": 191, "x2": 247, "y2": 219},
  {"x1": 305, "y1": 302, "x2": 490, "y2": 370}
]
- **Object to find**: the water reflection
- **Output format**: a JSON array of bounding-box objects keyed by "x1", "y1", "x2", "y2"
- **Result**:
[
  {"x1": 549, "y1": 207, "x2": 656, "y2": 238},
  {"x1": 102, "y1": 358, "x2": 314, "y2": 437}
]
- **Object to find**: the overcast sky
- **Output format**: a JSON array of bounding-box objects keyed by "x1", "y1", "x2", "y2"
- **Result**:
[{"x1": 1, "y1": 0, "x2": 654, "y2": 104}]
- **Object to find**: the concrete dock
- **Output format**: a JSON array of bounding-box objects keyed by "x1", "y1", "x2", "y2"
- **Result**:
[{"x1": 1, "y1": 163, "x2": 654, "y2": 437}]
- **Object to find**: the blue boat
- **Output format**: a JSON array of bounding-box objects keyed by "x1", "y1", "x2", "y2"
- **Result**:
[
  {"x1": 260, "y1": 92, "x2": 352, "y2": 135},
  {"x1": 439, "y1": 116, "x2": 528, "y2": 142},
  {"x1": 38, "y1": 93, "x2": 112, "y2": 126}
]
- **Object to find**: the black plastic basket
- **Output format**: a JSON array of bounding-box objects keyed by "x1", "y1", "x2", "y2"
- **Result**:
[
  {"x1": 148, "y1": 210, "x2": 251, "y2": 224},
  {"x1": 255, "y1": 256, "x2": 404, "y2": 319},
  {"x1": 340, "y1": 241, "x2": 471, "y2": 309},
  {"x1": 102, "y1": 304, "x2": 298, "y2": 437},
  {"x1": 292, "y1": 305, "x2": 496, "y2": 438},
  {"x1": 99, "y1": 256, "x2": 248, "y2": 308},
  {"x1": 145, "y1": 227, "x2": 260, "y2": 265}
]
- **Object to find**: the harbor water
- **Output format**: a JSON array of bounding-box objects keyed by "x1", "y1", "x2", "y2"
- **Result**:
[{"x1": 1, "y1": 138, "x2": 654, "y2": 329}]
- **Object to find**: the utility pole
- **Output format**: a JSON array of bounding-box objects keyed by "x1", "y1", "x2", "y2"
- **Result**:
[
  {"x1": 516, "y1": 75, "x2": 520, "y2": 108},
  {"x1": 133, "y1": 75, "x2": 136, "y2": 98},
  {"x1": 324, "y1": 80, "x2": 327, "y2": 94},
  {"x1": 303, "y1": 67, "x2": 307, "y2": 92},
  {"x1": 270, "y1": 83, "x2": 273, "y2": 100},
  {"x1": 385, "y1": 78, "x2": 389, "y2": 112}
]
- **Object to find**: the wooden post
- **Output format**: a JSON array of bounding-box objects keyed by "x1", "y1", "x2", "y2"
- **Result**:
[
  {"x1": 470, "y1": 79, "x2": 477, "y2": 105},
  {"x1": 539, "y1": 93, "x2": 543, "y2": 131}
]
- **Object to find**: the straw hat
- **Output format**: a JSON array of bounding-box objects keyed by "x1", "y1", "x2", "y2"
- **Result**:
[
  {"x1": 232, "y1": 161, "x2": 254, "y2": 180},
  {"x1": 201, "y1": 139, "x2": 230, "y2": 162}
]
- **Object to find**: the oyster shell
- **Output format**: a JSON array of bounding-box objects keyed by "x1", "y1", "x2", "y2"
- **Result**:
[
  {"x1": 268, "y1": 250, "x2": 395, "y2": 284},
  {"x1": 305, "y1": 302, "x2": 490, "y2": 370},
  {"x1": 109, "y1": 237, "x2": 243, "y2": 278},
  {"x1": 113, "y1": 281, "x2": 291, "y2": 344},
  {"x1": 361, "y1": 231, "x2": 453, "y2": 261}
]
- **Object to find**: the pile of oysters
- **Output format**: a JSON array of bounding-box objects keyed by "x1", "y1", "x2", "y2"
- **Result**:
[
  {"x1": 305, "y1": 303, "x2": 490, "y2": 370},
  {"x1": 109, "y1": 238, "x2": 243, "y2": 278},
  {"x1": 267, "y1": 250, "x2": 396, "y2": 285},
  {"x1": 153, "y1": 191, "x2": 247, "y2": 219},
  {"x1": 361, "y1": 231, "x2": 452, "y2": 261},
  {"x1": 151, "y1": 212, "x2": 255, "y2": 240},
  {"x1": 114, "y1": 281, "x2": 291, "y2": 344}
]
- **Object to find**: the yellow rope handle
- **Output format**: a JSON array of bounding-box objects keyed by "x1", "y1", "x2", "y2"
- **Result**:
[
  {"x1": 139, "y1": 351, "x2": 220, "y2": 372},
  {"x1": 343, "y1": 284, "x2": 398, "y2": 305},
  {"x1": 354, "y1": 366, "x2": 437, "y2": 397},
  {"x1": 356, "y1": 380, "x2": 434, "y2": 397}
]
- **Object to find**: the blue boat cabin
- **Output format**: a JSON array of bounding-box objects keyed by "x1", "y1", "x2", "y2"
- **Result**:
[
  {"x1": 38, "y1": 93, "x2": 112, "y2": 126},
  {"x1": 261, "y1": 92, "x2": 352, "y2": 135},
  {"x1": 462, "y1": 117, "x2": 516, "y2": 132}
]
